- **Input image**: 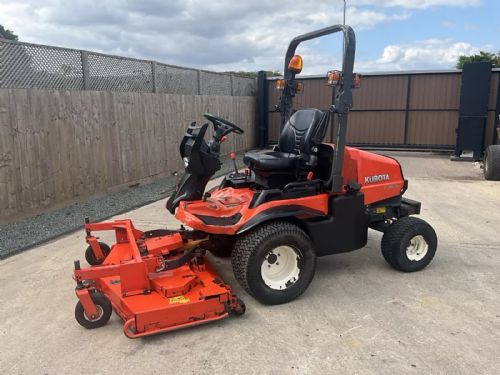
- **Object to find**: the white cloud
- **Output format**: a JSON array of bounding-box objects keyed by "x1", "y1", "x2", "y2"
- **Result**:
[
  {"x1": 0, "y1": 0, "x2": 487, "y2": 74},
  {"x1": 353, "y1": 0, "x2": 481, "y2": 9},
  {"x1": 355, "y1": 38, "x2": 491, "y2": 72},
  {"x1": 299, "y1": 38, "x2": 495, "y2": 74},
  {"x1": 0, "y1": 0, "x2": 411, "y2": 73}
]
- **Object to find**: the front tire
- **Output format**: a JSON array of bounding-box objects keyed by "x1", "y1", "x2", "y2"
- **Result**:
[
  {"x1": 231, "y1": 221, "x2": 316, "y2": 305},
  {"x1": 381, "y1": 217, "x2": 437, "y2": 272}
]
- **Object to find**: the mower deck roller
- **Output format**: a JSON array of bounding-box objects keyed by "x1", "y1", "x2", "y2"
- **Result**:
[{"x1": 73, "y1": 219, "x2": 245, "y2": 338}]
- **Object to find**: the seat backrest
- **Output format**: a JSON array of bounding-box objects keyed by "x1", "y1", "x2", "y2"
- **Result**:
[{"x1": 278, "y1": 109, "x2": 330, "y2": 155}]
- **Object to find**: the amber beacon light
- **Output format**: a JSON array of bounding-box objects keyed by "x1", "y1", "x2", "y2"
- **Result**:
[{"x1": 288, "y1": 55, "x2": 303, "y2": 73}]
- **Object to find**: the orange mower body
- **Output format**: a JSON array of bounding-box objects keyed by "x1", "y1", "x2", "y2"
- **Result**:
[{"x1": 175, "y1": 145, "x2": 406, "y2": 236}]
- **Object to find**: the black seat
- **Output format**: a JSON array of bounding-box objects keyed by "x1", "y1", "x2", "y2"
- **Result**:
[
  {"x1": 244, "y1": 109, "x2": 328, "y2": 171},
  {"x1": 244, "y1": 108, "x2": 329, "y2": 187},
  {"x1": 243, "y1": 151, "x2": 300, "y2": 171}
]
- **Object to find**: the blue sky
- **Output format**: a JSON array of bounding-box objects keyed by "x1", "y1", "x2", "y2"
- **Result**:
[
  {"x1": 356, "y1": 1, "x2": 498, "y2": 60},
  {"x1": 0, "y1": 0, "x2": 498, "y2": 74},
  {"x1": 297, "y1": 0, "x2": 499, "y2": 73}
]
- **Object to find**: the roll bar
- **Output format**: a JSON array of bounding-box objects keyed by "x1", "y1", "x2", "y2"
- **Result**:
[{"x1": 278, "y1": 24, "x2": 356, "y2": 193}]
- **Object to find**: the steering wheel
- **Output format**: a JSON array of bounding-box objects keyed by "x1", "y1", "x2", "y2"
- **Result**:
[{"x1": 203, "y1": 113, "x2": 244, "y2": 139}]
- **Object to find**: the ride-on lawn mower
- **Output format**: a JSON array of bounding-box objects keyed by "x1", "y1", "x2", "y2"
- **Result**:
[
  {"x1": 72, "y1": 24, "x2": 437, "y2": 337},
  {"x1": 166, "y1": 24, "x2": 438, "y2": 304}
]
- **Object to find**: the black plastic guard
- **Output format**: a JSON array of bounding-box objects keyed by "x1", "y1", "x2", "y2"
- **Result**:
[
  {"x1": 166, "y1": 173, "x2": 210, "y2": 214},
  {"x1": 236, "y1": 205, "x2": 325, "y2": 234},
  {"x1": 304, "y1": 192, "x2": 368, "y2": 256},
  {"x1": 401, "y1": 197, "x2": 421, "y2": 216}
]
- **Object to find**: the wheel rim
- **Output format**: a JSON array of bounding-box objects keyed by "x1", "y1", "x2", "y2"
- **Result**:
[
  {"x1": 485, "y1": 157, "x2": 489, "y2": 175},
  {"x1": 83, "y1": 305, "x2": 103, "y2": 322},
  {"x1": 260, "y1": 245, "x2": 301, "y2": 290},
  {"x1": 406, "y1": 235, "x2": 429, "y2": 261}
]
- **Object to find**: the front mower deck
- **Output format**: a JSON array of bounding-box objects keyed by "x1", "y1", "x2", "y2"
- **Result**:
[{"x1": 73, "y1": 219, "x2": 244, "y2": 338}]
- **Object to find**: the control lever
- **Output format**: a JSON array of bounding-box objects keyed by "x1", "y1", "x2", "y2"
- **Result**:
[
  {"x1": 230, "y1": 152, "x2": 238, "y2": 175},
  {"x1": 228, "y1": 152, "x2": 247, "y2": 181}
]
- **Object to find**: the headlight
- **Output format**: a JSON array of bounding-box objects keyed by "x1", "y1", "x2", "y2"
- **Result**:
[{"x1": 183, "y1": 157, "x2": 189, "y2": 167}]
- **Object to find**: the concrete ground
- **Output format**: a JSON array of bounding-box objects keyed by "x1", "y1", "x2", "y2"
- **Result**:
[{"x1": 1, "y1": 152, "x2": 499, "y2": 374}]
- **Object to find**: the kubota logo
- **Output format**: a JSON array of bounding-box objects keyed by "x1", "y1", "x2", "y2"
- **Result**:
[{"x1": 364, "y1": 173, "x2": 390, "y2": 184}]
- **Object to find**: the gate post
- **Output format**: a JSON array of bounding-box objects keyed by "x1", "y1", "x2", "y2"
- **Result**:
[
  {"x1": 493, "y1": 75, "x2": 500, "y2": 146},
  {"x1": 452, "y1": 62, "x2": 492, "y2": 161}
]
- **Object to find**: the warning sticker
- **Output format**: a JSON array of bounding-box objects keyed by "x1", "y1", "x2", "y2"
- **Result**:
[{"x1": 169, "y1": 296, "x2": 190, "y2": 304}]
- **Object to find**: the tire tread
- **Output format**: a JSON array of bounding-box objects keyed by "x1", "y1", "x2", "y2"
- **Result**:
[
  {"x1": 231, "y1": 221, "x2": 315, "y2": 304},
  {"x1": 484, "y1": 145, "x2": 500, "y2": 181},
  {"x1": 381, "y1": 216, "x2": 437, "y2": 272},
  {"x1": 75, "y1": 291, "x2": 112, "y2": 329}
]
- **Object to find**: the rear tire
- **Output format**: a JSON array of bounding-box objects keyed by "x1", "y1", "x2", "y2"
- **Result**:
[
  {"x1": 231, "y1": 221, "x2": 316, "y2": 305},
  {"x1": 381, "y1": 217, "x2": 437, "y2": 272},
  {"x1": 484, "y1": 145, "x2": 500, "y2": 181}
]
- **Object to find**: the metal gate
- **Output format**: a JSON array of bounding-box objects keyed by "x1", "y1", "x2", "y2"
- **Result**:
[{"x1": 265, "y1": 70, "x2": 500, "y2": 150}]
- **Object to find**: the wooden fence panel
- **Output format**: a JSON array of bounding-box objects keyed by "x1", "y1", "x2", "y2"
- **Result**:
[{"x1": 0, "y1": 89, "x2": 256, "y2": 219}]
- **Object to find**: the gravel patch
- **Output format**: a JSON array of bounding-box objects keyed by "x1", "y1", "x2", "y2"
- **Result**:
[{"x1": 0, "y1": 153, "x2": 246, "y2": 259}]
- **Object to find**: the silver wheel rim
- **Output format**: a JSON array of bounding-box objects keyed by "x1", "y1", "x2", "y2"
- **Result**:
[
  {"x1": 84, "y1": 305, "x2": 103, "y2": 322},
  {"x1": 406, "y1": 235, "x2": 428, "y2": 261},
  {"x1": 261, "y1": 245, "x2": 301, "y2": 290}
]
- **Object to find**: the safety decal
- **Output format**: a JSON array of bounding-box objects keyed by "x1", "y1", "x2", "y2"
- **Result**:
[{"x1": 168, "y1": 296, "x2": 190, "y2": 304}]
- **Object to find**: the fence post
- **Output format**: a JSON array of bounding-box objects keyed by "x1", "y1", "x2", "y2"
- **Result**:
[
  {"x1": 257, "y1": 71, "x2": 268, "y2": 148},
  {"x1": 403, "y1": 74, "x2": 412, "y2": 145},
  {"x1": 81, "y1": 50, "x2": 89, "y2": 90},
  {"x1": 151, "y1": 61, "x2": 157, "y2": 93},
  {"x1": 230, "y1": 74, "x2": 234, "y2": 96},
  {"x1": 197, "y1": 70, "x2": 201, "y2": 95}
]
